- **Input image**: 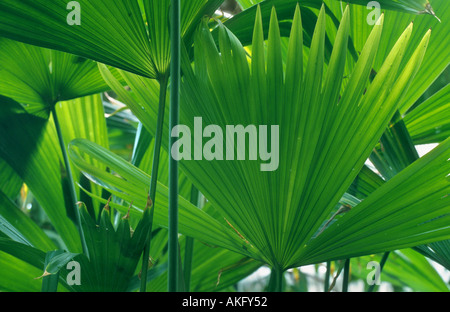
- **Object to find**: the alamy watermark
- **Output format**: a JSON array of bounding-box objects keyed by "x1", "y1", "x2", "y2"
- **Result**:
[
  {"x1": 67, "y1": 1, "x2": 81, "y2": 26},
  {"x1": 367, "y1": 1, "x2": 382, "y2": 25},
  {"x1": 366, "y1": 261, "x2": 381, "y2": 286},
  {"x1": 66, "y1": 1, "x2": 382, "y2": 27},
  {"x1": 171, "y1": 117, "x2": 280, "y2": 172},
  {"x1": 66, "y1": 260, "x2": 81, "y2": 286}
]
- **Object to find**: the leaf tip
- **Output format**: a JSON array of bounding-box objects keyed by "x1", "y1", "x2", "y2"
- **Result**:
[
  {"x1": 103, "y1": 196, "x2": 112, "y2": 212},
  {"x1": 122, "y1": 201, "x2": 132, "y2": 220},
  {"x1": 35, "y1": 270, "x2": 52, "y2": 280},
  {"x1": 145, "y1": 195, "x2": 153, "y2": 211}
]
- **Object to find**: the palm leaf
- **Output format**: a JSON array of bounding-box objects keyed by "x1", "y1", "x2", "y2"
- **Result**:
[
  {"x1": 0, "y1": 97, "x2": 82, "y2": 252},
  {"x1": 414, "y1": 241, "x2": 450, "y2": 270},
  {"x1": 55, "y1": 94, "x2": 110, "y2": 217},
  {"x1": 344, "y1": 0, "x2": 438, "y2": 15},
  {"x1": 147, "y1": 238, "x2": 261, "y2": 292},
  {"x1": 80, "y1": 5, "x2": 448, "y2": 272},
  {"x1": 172, "y1": 3, "x2": 445, "y2": 271},
  {"x1": 380, "y1": 249, "x2": 449, "y2": 291},
  {"x1": 0, "y1": 41, "x2": 123, "y2": 253},
  {"x1": 404, "y1": 83, "x2": 450, "y2": 144},
  {"x1": 0, "y1": 237, "x2": 46, "y2": 271},
  {"x1": 82, "y1": 5, "x2": 447, "y2": 272},
  {"x1": 0, "y1": 0, "x2": 225, "y2": 78},
  {"x1": 60, "y1": 203, "x2": 153, "y2": 291},
  {"x1": 236, "y1": 0, "x2": 438, "y2": 15},
  {"x1": 0, "y1": 190, "x2": 56, "y2": 251},
  {"x1": 303, "y1": 138, "x2": 450, "y2": 265},
  {"x1": 68, "y1": 138, "x2": 260, "y2": 259},
  {"x1": 352, "y1": 249, "x2": 449, "y2": 292},
  {"x1": 325, "y1": 0, "x2": 448, "y2": 115},
  {"x1": 349, "y1": 133, "x2": 450, "y2": 278},
  {"x1": 370, "y1": 111, "x2": 419, "y2": 180},
  {"x1": 0, "y1": 93, "x2": 118, "y2": 253},
  {"x1": 348, "y1": 165, "x2": 385, "y2": 199},
  {"x1": 0, "y1": 157, "x2": 22, "y2": 199},
  {"x1": 0, "y1": 38, "x2": 113, "y2": 116},
  {"x1": 0, "y1": 250, "x2": 44, "y2": 292}
]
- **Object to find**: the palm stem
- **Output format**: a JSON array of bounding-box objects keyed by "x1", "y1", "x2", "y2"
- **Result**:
[
  {"x1": 183, "y1": 186, "x2": 199, "y2": 291},
  {"x1": 183, "y1": 237, "x2": 194, "y2": 291},
  {"x1": 177, "y1": 242, "x2": 186, "y2": 292},
  {"x1": 342, "y1": 259, "x2": 350, "y2": 292},
  {"x1": 168, "y1": 0, "x2": 181, "y2": 292},
  {"x1": 51, "y1": 106, "x2": 88, "y2": 256},
  {"x1": 324, "y1": 261, "x2": 331, "y2": 291},
  {"x1": 140, "y1": 76, "x2": 168, "y2": 292},
  {"x1": 268, "y1": 267, "x2": 284, "y2": 292},
  {"x1": 41, "y1": 272, "x2": 59, "y2": 292}
]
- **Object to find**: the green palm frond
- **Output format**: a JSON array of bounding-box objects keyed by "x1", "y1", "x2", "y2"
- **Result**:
[
  {"x1": 236, "y1": 0, "x2": 438, "y2": 15},
  {"x1": 142, "y1": 230, "x2": 262, "y2": 292},
  {"x1": 175, "y1": 4, "x2": 444, "y2": 270},
  {"x1": 0, "y1": 190, "x2": 56, "y2": 252},
  {"x1": 59, "y1": 202, "x2": 154, "y2": 292},
  {"x1": 68, "y1": 5, "x2": 449, "y2": 274},
  {"x1": 414, "y1": 241, "x2": 450, "y2": 270},
  {"x1": 0, "y1": 94, "x2": 115, "y2": 253},
  {"x1": 352, "y1": 249, "x2": 449, "y2": 291},
  {"x1": 0, "y1": 0, "x2": 446, "y2": 293},
  {"x1": 0, "y1": 250, "x2": 43, "y2": 292},
  {"x1": 0, "y1": 97, "x2": 82, "y2": 252},
  {"x1": 0, "y1": 38, "x2": 113, "y2": 116},
  {"x1": 325, "y1": 0, "x2": 449, "y2": 115},
  {"x1": 68, "y1": 138, "x2": 259, "y2": 258},
  {"x1": 404, "y1": 83, "x2": 450, "y2": 144},
  {"x1": 0, "y1": 0, "x2": 224, "y2": 78},
  {"x1": 0, "y1": 157, "x2": 21, "y2": 200}
]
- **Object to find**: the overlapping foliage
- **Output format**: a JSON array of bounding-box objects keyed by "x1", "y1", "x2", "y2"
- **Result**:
[{"x1": 0, "y1": 0, "x2": 448, "y2": 292}]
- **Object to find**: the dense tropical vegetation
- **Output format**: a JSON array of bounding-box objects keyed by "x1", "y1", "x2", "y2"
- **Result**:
[{"x1": 0, "y1": 0, "x2": 448, "y2": 292}]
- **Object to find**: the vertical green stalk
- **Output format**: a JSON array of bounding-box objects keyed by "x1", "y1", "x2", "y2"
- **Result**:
[
  {"x1": 140, "y1": 76, "x2": 168, "y2": 292},
  {"x1": 168, "y1": 0, "x2": 181, "y2": 293},
  {"x1": 41, "y1": 272, "x2": 59, "y2": 292},
  {"x1": 51, "y1": 107, "x2": 88, "y2": 256},
  {"x1": 183, "y1": 237, "x2": 194, "y2": 291},
  {"x1": 177, "y1": 242, "x2": 186, "y2": 292},
  {"x1": 324, "y1": 261, "x2": 331, "y2": 292},
  {"x1": 267, "y1": 267, "x2": 284, "y2": 292},
  {"x1": 342, "y1": 259, "x2": 350, "y2": 292},
  {"x1": 183, "y1": 186, "x2": 199, "y2": 291}
]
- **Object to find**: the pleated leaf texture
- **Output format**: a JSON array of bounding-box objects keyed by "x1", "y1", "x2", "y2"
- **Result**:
[
  {"x1": 0, "y1": 0, "x2": 224, "y2": 79},
  {"x1": 176, "y1": 4, "x2": 448, "y2": 270},
  {"x1": 65, "y1": 203, "x2": 154, "y2": 292},
  {"x1": 0, "y1": 38, "x2": 112, "y2": 117}
]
